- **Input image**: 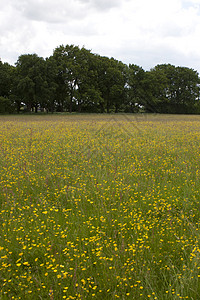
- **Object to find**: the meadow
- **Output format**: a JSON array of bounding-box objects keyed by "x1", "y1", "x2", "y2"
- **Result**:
[{"x1": 0, "y1": 113, "x2": 200, "y2": 299}]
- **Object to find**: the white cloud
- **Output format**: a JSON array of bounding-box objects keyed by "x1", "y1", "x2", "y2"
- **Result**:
[
  {"x1": 10, "y1": 0, "x2": 124, "y2": 23},
  {"x1": 12, "y1": 0, "x2": 88, "y2": 23},
  {"x1": 1, "y1": 0, "x2": 200, "y2": 73},
  {"x1": 79, "y1": 0, "x2": 122, "y2": 10}
]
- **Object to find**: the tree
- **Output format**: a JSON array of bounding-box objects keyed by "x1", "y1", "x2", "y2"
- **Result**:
[
  {"x1": 53, "y1": 45, "x2": 107, "y2": 113},
  {"x1": 44, "y1": 56, "x2": 58, "y2": 113},
  {"x1": 126, "y1": 64, "x2": 146, "y2": 112},
  {"x1": 0, "y1": 61, "x2": 13, "y2": 98},
  {"x1": 72, "y1": 47, "x2": 102, "y2": 112},
  {"x1": 147, "y1": 64, "x2": 200, "y2": 113},
  {"x1": 0, "y1": 61, "x2": 16, "y2": 113},
  {"x1": 170, "y1": 66, "x2": 200, "y2": 113},
  {"x1": 2, "y1": 45, "x2": 200, "y2": 114},
  {"x1": 0, "y1": 96, "x2": 14, "y2": 113},
  {"x1": 15, "y1": 54, "x2": 47, "y2": 112},
  {"x1": 53, "y1": 45, "x2": 86, "y2": 112},
  {"x1": 94, "y1": 56, "x2": 127, "y2": 113},
  {"x1": 143, "y1": 66, "x2": 170, "y2": 113}
]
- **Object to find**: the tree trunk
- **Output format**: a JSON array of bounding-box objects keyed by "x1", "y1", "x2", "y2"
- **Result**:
[{"x1": 100, "y1": 103, "x2": 104, "y2": 113}]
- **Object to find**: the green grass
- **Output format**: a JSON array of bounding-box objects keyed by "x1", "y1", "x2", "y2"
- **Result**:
[{"x1": 0, "y1": 114, "x2": 200, "y2": 299}]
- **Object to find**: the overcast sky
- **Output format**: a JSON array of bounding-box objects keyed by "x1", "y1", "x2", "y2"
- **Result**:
[{"x1": 1, "y1": 0, "x2": 200, "y2": 72}]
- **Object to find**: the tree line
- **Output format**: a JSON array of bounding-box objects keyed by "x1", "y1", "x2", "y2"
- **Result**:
[{"x1": 1, "y1": 44, "x2": 200, "y2": 114}]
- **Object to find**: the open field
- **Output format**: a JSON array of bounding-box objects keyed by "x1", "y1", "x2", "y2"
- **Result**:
[{"x1": 0, "y1": 114, "x2": 200, "y2": 299}]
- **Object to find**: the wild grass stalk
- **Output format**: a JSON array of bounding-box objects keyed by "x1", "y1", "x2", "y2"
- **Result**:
[{"x1": 0, "y1": 114, "x2": 199, "y2": 299}]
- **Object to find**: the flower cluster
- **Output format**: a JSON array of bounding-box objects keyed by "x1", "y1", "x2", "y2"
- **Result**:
[{"x1": 0, "y1": 114, "x2": 199, "y2": 299}]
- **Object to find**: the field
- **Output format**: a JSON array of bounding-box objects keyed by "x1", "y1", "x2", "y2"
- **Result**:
[{"x1": 0, "y1": 113, "x2": 200, "y2": 299}]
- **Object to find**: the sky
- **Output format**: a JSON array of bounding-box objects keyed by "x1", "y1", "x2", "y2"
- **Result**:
[{"x1": 1, "y1": 0, "x2": 200, "y2": 72}]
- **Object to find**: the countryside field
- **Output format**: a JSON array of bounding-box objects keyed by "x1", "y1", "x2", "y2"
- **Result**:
[{"x1": 0, "y1": 114, "x2": 200, "y2": 299}]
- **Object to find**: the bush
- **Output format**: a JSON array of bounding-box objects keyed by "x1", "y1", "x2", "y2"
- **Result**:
[{"x1": 0, "y1": 96, "x2": 15, "y2": 113}]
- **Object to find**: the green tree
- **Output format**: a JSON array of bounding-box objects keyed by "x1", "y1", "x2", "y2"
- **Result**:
[
  {"x1": 15, "y1": 54, "x2": 47, "y2": 112},
  {"x1": 127, "y1": 64, "x2": 146, "y2": 112},
  {"x1": 0, "y1": 60, "x2": 16, "y2": 113},
  {"x1": 72, "y1": 47, "x2": 102, "y2": 112},
  {"x1": 170, "y1": 66, "x2": 200, "y2": 113},
  {"x1": 53, "y1": 45, "x2": 105, "y2": 113},
  {"x1": 0, "y1": 61, "x2": 13, "y2": 98},
  {"x1": 0, "y1": 96, "x2": 14, "y2": 113},
  {"x1": 148, "y1": 64, "x2": 200, "y2": 113},
  {"x1": 53, "y1": 45, "x2": 84, "y2": 112},
  {"x1": 44, "y1": 56, "x2": 58, "y2": 113},
  {"x1": 95, "y1": 56, "x2": 127, "y2": 113},
  {"x1": 143, "y1": 66, "x2": 170, "y2": 113}
]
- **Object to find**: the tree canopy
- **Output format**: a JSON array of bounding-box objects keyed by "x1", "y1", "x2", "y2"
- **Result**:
[{"x1": 0, "y1": 45, "x2": 200, "y2": 114}]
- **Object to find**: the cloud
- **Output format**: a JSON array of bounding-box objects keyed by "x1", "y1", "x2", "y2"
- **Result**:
[
  {"x1": 9, "y1": 0, "x2": 125, "y2": 24},
  {"x1": 78, "y1": 0, "x2": 122, "y2": 10},
  {"x1": 2, "y1": 0, "x2": 200, "y2": 74},
  {"x1": 11, "y1": 0, "x2": 87, "y2": 23}
]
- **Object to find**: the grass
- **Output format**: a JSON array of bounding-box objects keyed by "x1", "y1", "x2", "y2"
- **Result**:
[{"x1": 0, "y1": 113, "x2": 200, "y2": 299}]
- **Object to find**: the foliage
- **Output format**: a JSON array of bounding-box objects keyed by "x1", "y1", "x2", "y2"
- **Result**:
[
  {"x1": 0, "y1": 61, "x2": 14, "y2": 99},
  {"x1": 1, "y1": 50, "x2": 200, "y2": 114},
  {"x1": 148, "y1": 64, "x2": 200, "y2": 113},
  {"x1": 14, "y1": 54, "x2": 48, "y2": 113},
  {"x1": 0, "y1": 96, "x2": 14, "y2": 113}
]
